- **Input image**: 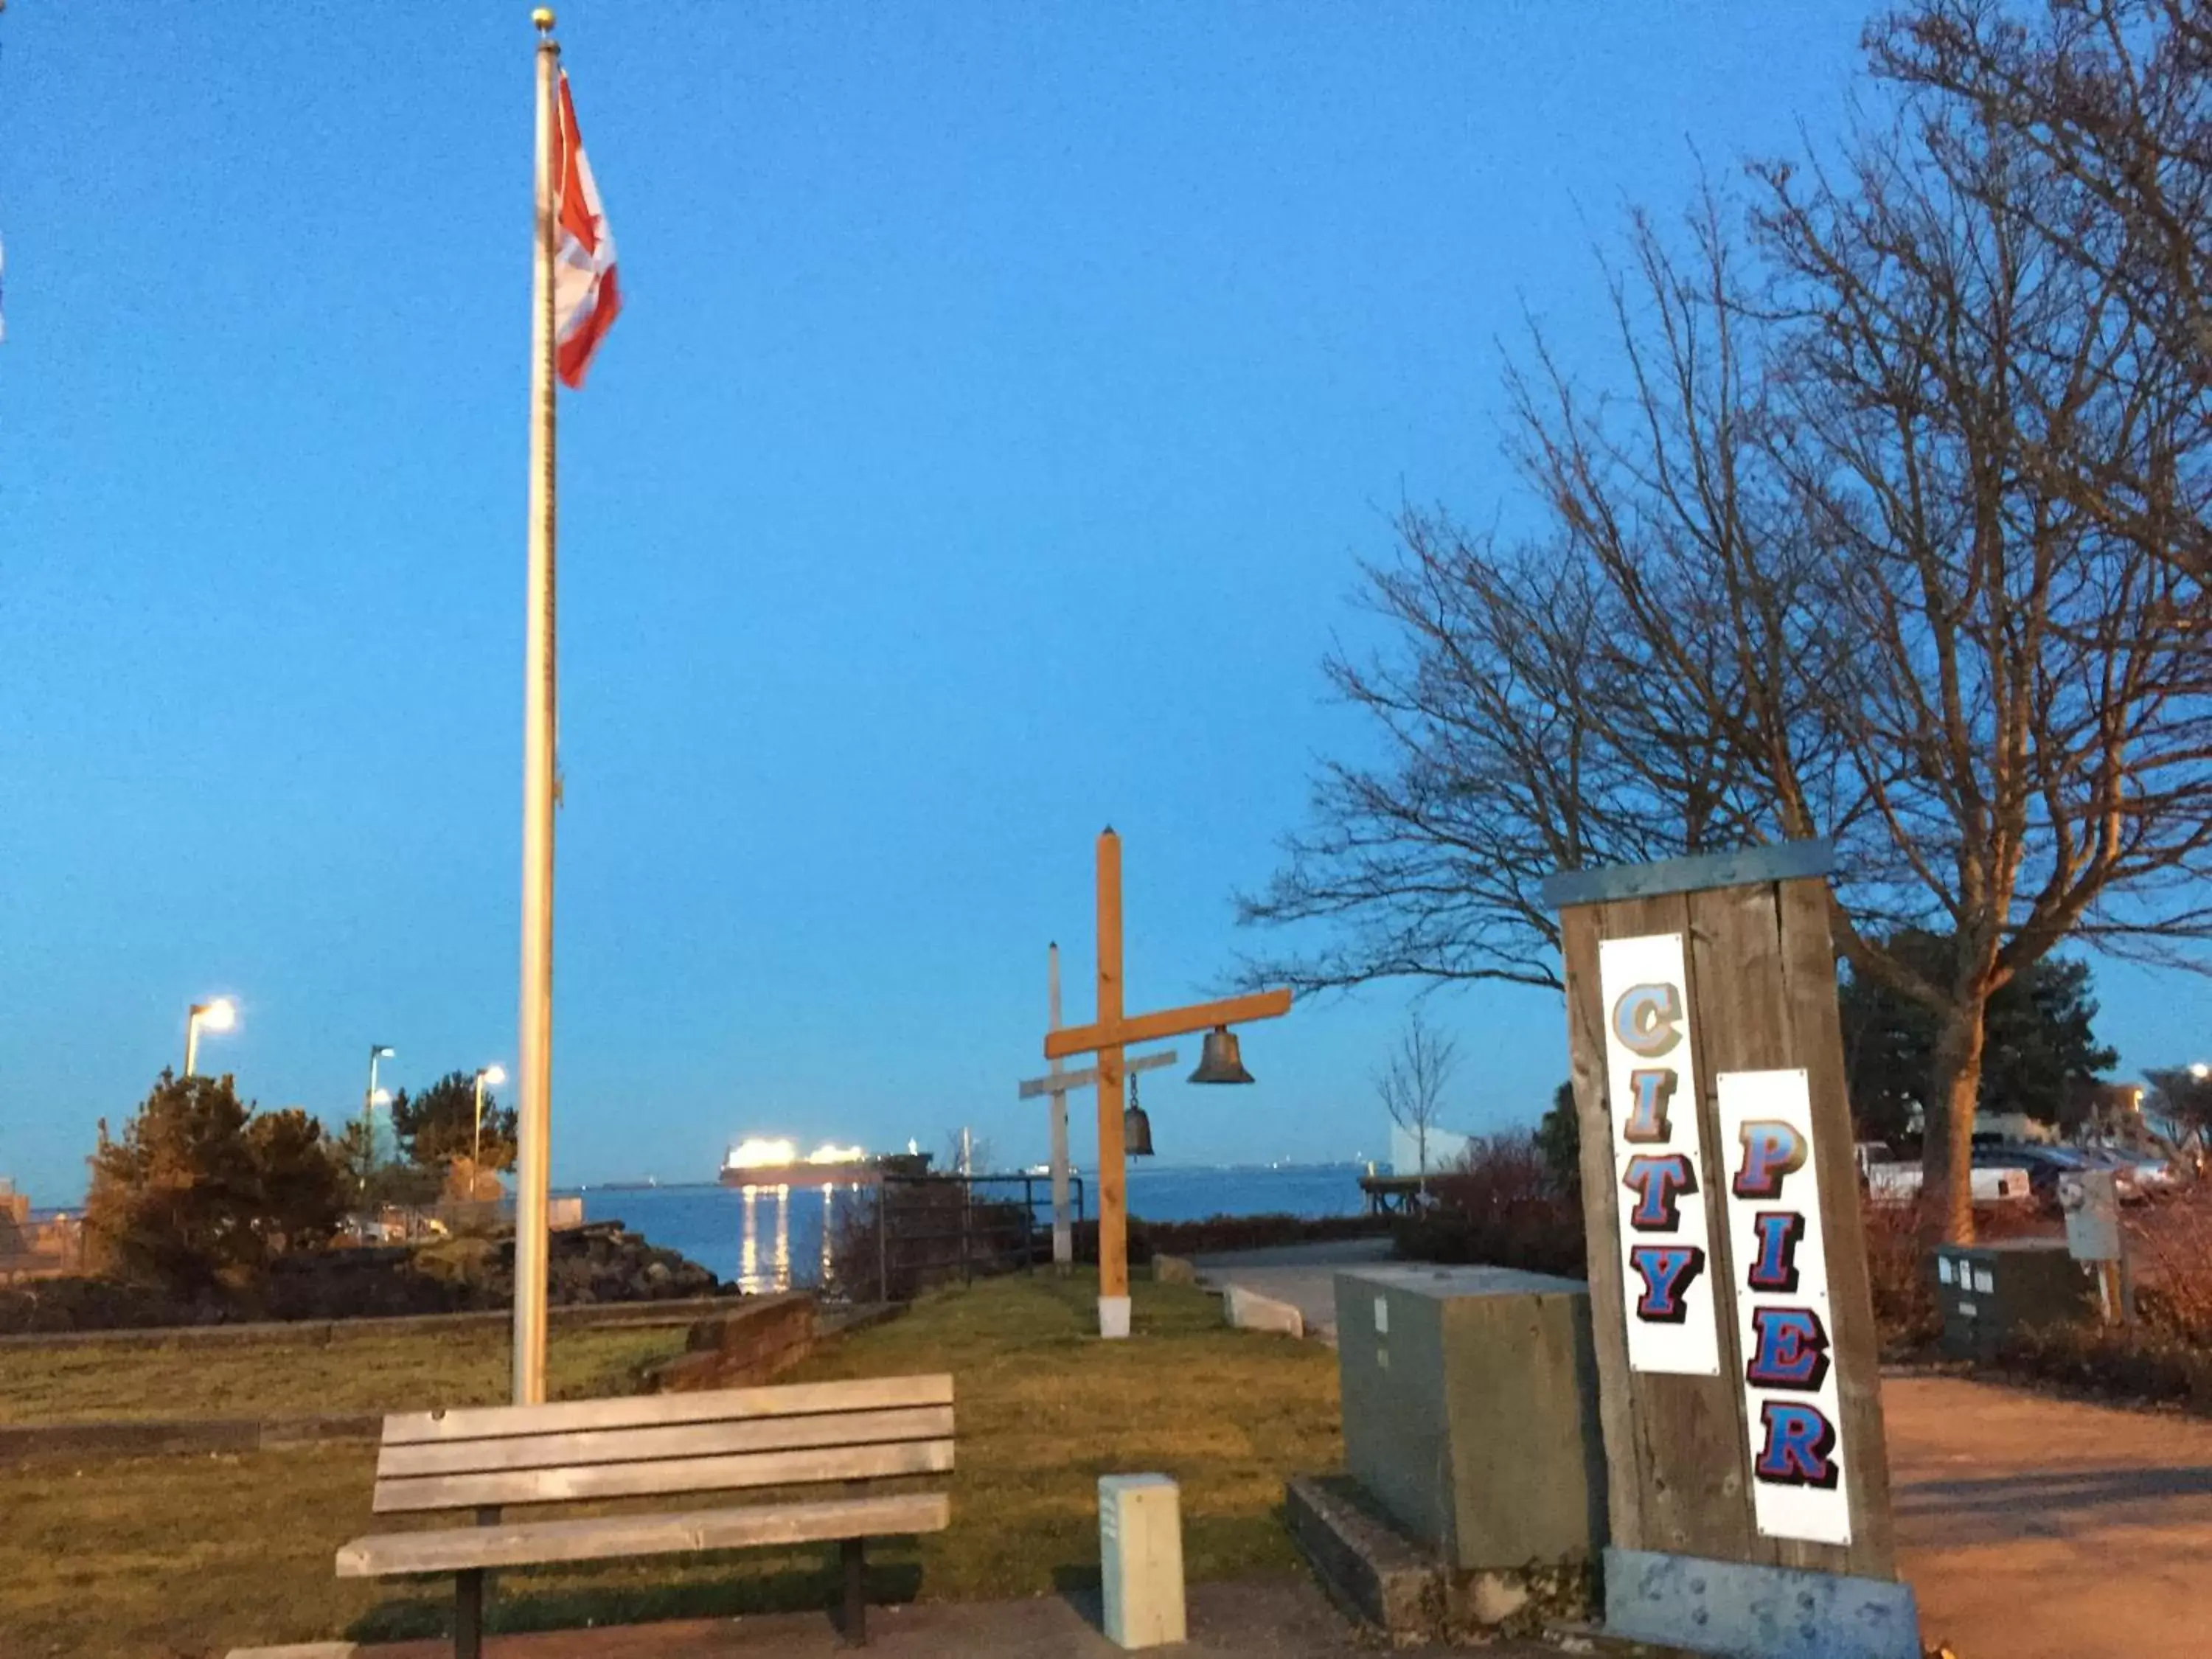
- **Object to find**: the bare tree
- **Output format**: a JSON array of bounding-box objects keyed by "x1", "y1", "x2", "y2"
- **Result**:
[
  {"x1": 1243, "y1": 8, "x2": 2212, "y2": 1245},
  {"x1": 1866, "y1": 0, "x2": 2212, "y2": 582},
  {"x1": 942, "y1": 1129, "x2": 992, "y2": 1178},
  {"x1": 1377, "y1": 1012, "x2": 1460, "y2": 1194}
]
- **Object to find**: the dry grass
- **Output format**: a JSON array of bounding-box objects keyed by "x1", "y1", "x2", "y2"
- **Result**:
[
  {"x1": 0, "y1": 1272, "x2": 1338, "y2": 1658},
  {"x1": 0, "y1": 1323, "x2": 690, "y2": 1425}
]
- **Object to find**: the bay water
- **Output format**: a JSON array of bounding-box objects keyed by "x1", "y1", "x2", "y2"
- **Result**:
[{"x1": 574, "y1": 1161, "x2": 1367, "y2": 1293}]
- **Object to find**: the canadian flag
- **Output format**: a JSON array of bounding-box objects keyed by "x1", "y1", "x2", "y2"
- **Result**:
[{"x1": 552, "y1": 70, "x2": 620, "y2": 389}]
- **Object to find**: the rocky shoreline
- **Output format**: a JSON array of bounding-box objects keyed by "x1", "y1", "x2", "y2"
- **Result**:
[{"x1": 0, "y1": 1220, "x2": 728, "y2": 1336}]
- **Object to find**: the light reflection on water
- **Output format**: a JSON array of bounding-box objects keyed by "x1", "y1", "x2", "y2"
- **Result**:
[{"x1": 731, "y1": 1183, "x2": 859, "y2": 1293}]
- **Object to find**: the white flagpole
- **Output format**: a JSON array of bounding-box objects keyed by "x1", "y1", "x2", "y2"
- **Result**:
[{"x1": 514, "y1": 7, "x2": 561, "y2": 1406}]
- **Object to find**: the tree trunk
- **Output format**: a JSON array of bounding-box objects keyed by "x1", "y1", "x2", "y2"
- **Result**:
[{"x1": 1922, "y1": 998, "x2": 1989, "y2": 1245}]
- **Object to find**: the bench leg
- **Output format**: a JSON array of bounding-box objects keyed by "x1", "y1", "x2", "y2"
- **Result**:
[
  {"x1": 456, "y1": 1568, "x2": 484, "y2": 1659},
  {"x1": 841, "y1": 1537, "x2": 866, "y2": 1647}
]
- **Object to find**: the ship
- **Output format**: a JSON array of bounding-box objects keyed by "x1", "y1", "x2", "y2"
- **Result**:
[{"x1": 717, "y1": 1137, "x2": 934, "y2": 1189}]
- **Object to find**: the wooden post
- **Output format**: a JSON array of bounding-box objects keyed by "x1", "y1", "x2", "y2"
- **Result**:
[
  {"x1": 1545, "y1": 844, "x2": 1915, "y2": 1658},
  {"x1": 1048, "y1": 942, "x2": 1073, "y2": 1274},
  {"x1": 1096, "y1": 828, "x2": 1130, "y2": 1338}
]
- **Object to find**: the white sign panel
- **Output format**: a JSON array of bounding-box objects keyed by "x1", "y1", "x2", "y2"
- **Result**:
[
  {"x1": 1598, "y1": 933, "x2": 1721, "y2": 1376},
  {"x1": 1717, "y1": 1068, "x2": 1854, "y2": 1546}
]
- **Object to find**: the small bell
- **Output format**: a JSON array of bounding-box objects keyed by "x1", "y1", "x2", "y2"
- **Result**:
[
  {"x1": 1188, "y1": 1025, "x2": 1255, "y2": 1085},
  {"x1": 1124, "y1": 1074, "x2": 1155, "y2": 1157}
]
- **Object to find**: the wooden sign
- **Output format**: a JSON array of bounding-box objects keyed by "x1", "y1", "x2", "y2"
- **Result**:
[
  {"x1": 1598, "y1": 933, "x2": 1721, "y2": 1376},
  {"x1": 1544, "y1": 844, "x2": 1914, "y2": 1658}
]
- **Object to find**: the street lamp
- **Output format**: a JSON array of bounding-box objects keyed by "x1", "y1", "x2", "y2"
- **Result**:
[
  {"x1": 473, "y1": 1065, "x2": 507, "y2": 1169},
  {"x1": 184, "y1": 998, "x2": 237, "y2": 1077},
  {"x1": 361, "y1": 1045, "x2": 395, "y2": 1192},
  {"x1": 2191, "y1": 1062, "x2": 2210, "y2": 1082}
]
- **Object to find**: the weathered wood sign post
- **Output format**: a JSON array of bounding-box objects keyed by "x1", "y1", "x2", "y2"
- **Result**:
[{"x1": 1542, "y1": 843, "x2": 1920, "y2": 1659}]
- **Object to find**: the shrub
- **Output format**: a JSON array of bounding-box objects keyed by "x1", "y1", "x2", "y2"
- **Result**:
[
  {"x1": 2126, "y1": 1195, "x2": 2212, "y2": 1346},
  {"x1": 1072, "y1": 1211, "x2": 1388, "y2": 1265},
  {"x1": 1397, "y1": 1133, "x2": 1587, "y2": 1279},
  {"x1": 83, "y1": 1073, "x2": 346, "y2": 1295}
]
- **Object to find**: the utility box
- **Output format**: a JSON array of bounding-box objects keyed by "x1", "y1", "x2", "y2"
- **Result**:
[
  {"x1": 1099, "y1": 1473, "x2": 1186, "y2": 1649},
  {"x1": 1933, "y1": 1237, "x2": 2098, "y2": 1360},
  {"x1": 1335, "y1": 1265, "x2": 1607, "y2": 1572}
]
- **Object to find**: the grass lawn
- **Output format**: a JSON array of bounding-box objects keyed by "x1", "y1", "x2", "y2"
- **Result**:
[{"x1": 0, "y1": 1272, "x2": 1339, "y2": 1658}]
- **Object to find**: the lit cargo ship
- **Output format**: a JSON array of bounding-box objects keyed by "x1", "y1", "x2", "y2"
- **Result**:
[{"x1": 717, "y1": 1137, "x2": 931, "y2": 1189}]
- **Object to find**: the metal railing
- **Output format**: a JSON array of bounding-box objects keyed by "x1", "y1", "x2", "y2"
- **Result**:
[{"x1": 861, "y1": 1172, "x2": 1086, "y2": 1303}]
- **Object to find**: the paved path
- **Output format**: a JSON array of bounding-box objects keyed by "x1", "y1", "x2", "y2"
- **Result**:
[
  {"x1": 341, "y1": 1575, "x2": 1557, "y2": 1657},
  {"x1": 1887, "y1": 1374, "x2": 2212, "y2": 1659},
  {"x1": 1189, "y1": 1237, "x2": 1394, "y2": 1343}
]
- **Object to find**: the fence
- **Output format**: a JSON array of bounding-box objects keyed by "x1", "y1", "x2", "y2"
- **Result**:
[{"x1": 854, "y1": 1172, "x2": 1086, "y2": 1303}]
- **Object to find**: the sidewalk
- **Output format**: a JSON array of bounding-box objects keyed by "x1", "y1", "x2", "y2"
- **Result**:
[
  {"x1": 1887, "y1": 1374, "x2": 2212, "y2": 1659},
  {"x1": 1189, "y1": 1237, "x2": 1395, "y2": 1342},
  {"x1": 333, "y1": 1575, "x2": 1557, "y2": 1657}
]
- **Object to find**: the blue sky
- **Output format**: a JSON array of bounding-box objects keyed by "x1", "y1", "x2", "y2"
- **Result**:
[{"x1": 2, "y1": 3, "x2": 2200, "y2": 1204}]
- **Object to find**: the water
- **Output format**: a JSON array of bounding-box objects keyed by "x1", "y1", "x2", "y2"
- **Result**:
[{"x1": 574, "y1": 1161, "x2": 1368, "y2": 1293}]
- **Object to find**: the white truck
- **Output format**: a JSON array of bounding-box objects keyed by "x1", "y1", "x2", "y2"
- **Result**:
[{"x1": 1854, "y1": 1143, "x2": 2032, "y2": 1206}]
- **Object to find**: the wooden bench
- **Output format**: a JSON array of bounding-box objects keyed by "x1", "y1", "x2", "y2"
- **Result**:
[{"x1": 335, "y1": 1374, "x2": 955, "y2": 1655}]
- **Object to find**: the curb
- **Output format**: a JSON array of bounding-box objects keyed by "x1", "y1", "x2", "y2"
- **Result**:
[
  {"x1": 1222, "y1": 1283, "x2": 1305, "y2": 1339},
  {"x1": 0, "y1": 1293, "x2": 740, "y2": 1354},
  {"x1": 1, "y1": 1412, "x2": 384, "y2": 1462}
]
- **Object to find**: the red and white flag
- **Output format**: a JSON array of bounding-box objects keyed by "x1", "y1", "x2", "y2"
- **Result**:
[{"x1": 552, "y1": 70, "x2": 620, "y2": 389}]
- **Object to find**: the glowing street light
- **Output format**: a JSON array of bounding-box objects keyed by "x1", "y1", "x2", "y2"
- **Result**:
[
  {"x1": 184, "y1": 998, "x2": 237, "y2": 1077},
  {"x1": 2191, "y1": 1062, "x2": 2209, "y2": 1082},
  {"x1": 473, "y1": 1065, "x2": 508, "y2": 1168}
]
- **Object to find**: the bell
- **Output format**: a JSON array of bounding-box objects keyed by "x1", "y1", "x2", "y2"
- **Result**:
[
  {"x1": 1124, "y1": 1075, "x2": 1155, "y2": 1157},
  {"x1": 1189, "y1": 1025, "x2": 1256, "y2": 1085}
]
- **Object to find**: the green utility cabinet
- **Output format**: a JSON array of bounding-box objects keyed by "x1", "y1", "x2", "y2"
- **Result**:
[
  {"x1": 1932, "y1": 1237, "x2": 2098, "y2": 1360},
  {"x1": 1333, "y1": 1265, "x2": 1607, "y2": 1572}
]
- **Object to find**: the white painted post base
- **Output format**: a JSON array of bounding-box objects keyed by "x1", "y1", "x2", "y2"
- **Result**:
[{"x1": 1098, "y1": 1295, "x2": 1132, "y2": 1339}]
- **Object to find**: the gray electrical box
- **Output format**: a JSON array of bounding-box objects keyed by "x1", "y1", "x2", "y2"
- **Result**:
[
  {"x1": 1933, "y1": 1237, "x2": 2098, "y2": 1360},
  {"x1": 1334, "y1": 1265, "x2": 1607, "y2": 1571}
]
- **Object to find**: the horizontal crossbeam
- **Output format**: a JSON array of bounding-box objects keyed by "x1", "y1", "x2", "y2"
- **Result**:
[
  {"x1": 1018, "y1": 1048, "x2": 1179, "y2": 1099},
  {"x1": 1043, "y1": 987, "x2": 1292, "y2": 1061}
]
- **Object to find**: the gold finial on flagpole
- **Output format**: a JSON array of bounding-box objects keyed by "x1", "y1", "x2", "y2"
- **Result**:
[{"x1": 532, "y1": 7, "x2": 555, "y2": 33}]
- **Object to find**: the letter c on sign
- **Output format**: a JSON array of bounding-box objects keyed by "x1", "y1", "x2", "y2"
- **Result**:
[{"x1": 1612, "y1": 982, "x2": 1684, "y2": 1058}]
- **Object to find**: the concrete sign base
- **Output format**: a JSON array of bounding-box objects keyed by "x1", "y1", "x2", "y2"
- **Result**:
[{"x1": 1604, "y1": 1548, "x2": 1921, "y2": 1659}]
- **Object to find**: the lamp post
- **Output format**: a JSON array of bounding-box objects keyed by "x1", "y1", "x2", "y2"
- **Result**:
[
  {"x1": 473, "y1": 1065, "x2": 508, "y2": 1169},
  {"x1": 1042, "y1": 827, "x2": 1293, "y2": 1338},
  {"x1": 362, "y1": 1045, "x2": 395, "y2": 1194},
  {"x1": 183, "y1": 998, "x2": 237, "y2": 1077}
]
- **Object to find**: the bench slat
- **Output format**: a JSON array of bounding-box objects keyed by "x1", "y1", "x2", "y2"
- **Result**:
[
  {"x1": 377, "y1": 1405, "x2": 954, "y2": 1479},
  {"x1": 380, "y1": 1374, "x2": 954, "y2": 1446},
  {"x1": 372, "y1": 1436, "x2": 955, "y2": 1513},
  {"x1": 337, "y1": 1491, "x2": 951, "y2": 1579}
]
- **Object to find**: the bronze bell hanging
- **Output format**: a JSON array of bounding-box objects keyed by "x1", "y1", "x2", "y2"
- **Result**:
[
  {"x1": 1124, "y1": 1074, "x2": 1155, "y2": 1157},
  {"x1": 1189, "y1": 1024, "x2": 1256, "y2": 1085}
]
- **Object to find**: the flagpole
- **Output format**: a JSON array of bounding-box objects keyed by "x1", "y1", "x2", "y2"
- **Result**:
[{"x1": 514, "y1": 5, "x2": 560, "y2": 1407}]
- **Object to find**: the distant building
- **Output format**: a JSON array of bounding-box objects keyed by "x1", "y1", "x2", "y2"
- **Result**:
[{"x1": 1390, "y1": 1123, "x2": 1470, "y2": 1178}]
